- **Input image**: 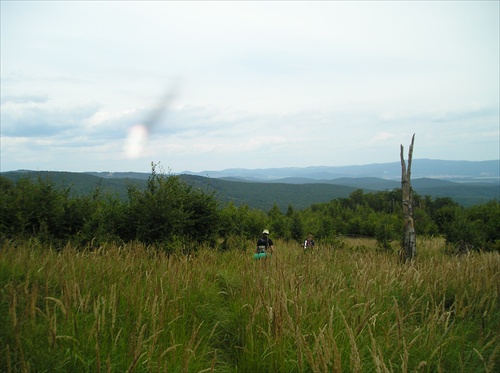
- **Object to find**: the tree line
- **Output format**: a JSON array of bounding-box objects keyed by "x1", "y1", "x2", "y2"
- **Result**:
[{"x1": 1, "y1": 165, "x2": 498, "y2": 252}]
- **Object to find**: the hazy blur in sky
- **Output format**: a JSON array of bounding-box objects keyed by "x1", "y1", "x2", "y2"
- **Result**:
[{"x1": 1, "y1": 1, "x2": 498, "y2": 172}]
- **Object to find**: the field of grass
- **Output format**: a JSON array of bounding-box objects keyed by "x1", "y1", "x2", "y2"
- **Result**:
[{"x1": 1, "y1": 238, "x2": 498, "y2": 372}]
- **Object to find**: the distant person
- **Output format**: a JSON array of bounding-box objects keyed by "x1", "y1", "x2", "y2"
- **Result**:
[
  {"x1": 303, "y1": 234, "x2": 315, "y2": 250},
  {"x1": 256, "y1": 229, "x2": 274, "y2": 255}
]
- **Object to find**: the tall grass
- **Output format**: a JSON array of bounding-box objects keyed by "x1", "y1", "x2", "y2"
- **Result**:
[{"x1": 1, "y1": 238, "x2": 498, "y2": 372}]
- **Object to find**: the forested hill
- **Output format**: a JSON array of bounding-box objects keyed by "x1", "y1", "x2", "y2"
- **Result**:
[
  {"x1": 2, "y1": 169, "x2": 498, "y2": 211},
  {"x1": 182, "y1": 159, "x2": 500, "y2": 182}
]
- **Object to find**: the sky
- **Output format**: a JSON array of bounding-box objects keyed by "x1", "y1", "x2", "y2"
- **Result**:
[{"x1": 1, "y1": 1, "x2": 499, "y2": 173}]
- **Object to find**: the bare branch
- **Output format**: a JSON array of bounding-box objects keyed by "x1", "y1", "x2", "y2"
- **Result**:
[
  {"x1": 407, "y1": 134, "x2": 415, "y2": 180},
  {"x1": 400, "y1": 144, "x2": 407, "y2": 181}
]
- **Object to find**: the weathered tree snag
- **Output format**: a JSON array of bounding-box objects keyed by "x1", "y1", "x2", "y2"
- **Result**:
[{"x1": 400, "y1": 134, "x2": 416, "y2": 262}]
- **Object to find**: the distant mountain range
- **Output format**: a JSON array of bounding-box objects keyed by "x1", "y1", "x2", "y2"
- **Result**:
[
  {"x1": 2, "y1": 159, "x2": 498, "y2": 210},
  {"x1": 181, "y1": 159, "x2": 499, "y2": 182}
]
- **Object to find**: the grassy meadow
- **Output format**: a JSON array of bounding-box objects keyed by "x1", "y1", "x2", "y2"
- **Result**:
[{"x1": 1, "y1": 238, "x2": 498, "y2": 372}]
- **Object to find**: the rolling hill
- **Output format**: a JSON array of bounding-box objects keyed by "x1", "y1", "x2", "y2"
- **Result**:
[
  {"x1": 2, "y1": 160, "x2": 498, "y2": 211},
  {"x1": 182, "y1": 159, "x2": 499, "y2": 182}
]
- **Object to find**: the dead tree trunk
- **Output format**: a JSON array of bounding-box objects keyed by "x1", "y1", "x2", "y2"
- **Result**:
[{"x1": 400, "y1": 134, "x2": 416, "y2": 262}]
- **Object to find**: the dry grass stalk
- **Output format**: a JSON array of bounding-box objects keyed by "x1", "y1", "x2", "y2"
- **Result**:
[{"x1": 1, "y1": 239, "x2": 499, "y2": 372}]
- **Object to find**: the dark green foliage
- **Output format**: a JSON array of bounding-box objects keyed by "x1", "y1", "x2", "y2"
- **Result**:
[
  {"x1": 194, "y1": 178, "x2": 357, "y2": 211},
  {"x1": 126, "y1": 167, "x2": 189, "y2": 244},
  {"x1": 289, "y1": 210, "x2": 304, "y2": 242},
  {"x1": 431, "y1": 197, "x2": 460, "y2": 231},
  {"x1": 0, "y1": 165, "x2": 220, "y2": 249},
  {"x1": 442, "y1": 212, "x2": 485, "y2": 249},
  {"x1": 0, "y1": 177, "x2": 16, "y2": 236},
  {"x1": 218, "y1": 202, "x2": 267, "y2": 240},
  {"x1": 1, "y1": 167, "x2": 498, "y2": 252},
  {"x1": 3, "y1": 169, "x2": 498, "y2": 209},
  {"x1": 267, "y1": 203, "x2": 288, "y2": 239},
  {"x1": 125, "y1": 164, "x2": 219, "y2": 247},
  {"x1": 439, "y1": 200, "x2": 500, "y2": 252},
  {"x1": 0, "y1": 175, "x2": 66, "y2": 241},
  {"x1": 466, "y1": 200, "x2": 500, "y2": 251},
  {"x1": 374, "y1": 214, "x2": 399, "y2": 250}
]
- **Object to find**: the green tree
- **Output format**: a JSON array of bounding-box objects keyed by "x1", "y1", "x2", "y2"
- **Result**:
[
  {"x1": 268, "y1": 203, "x2": 288, "y2": 239},
  {"x1": 442, "y1": 209, "x2": 485, "y2": 250},
  {"x1": 5, "y1": 175, "x2": 66, "y2": 241},
  {"x1": 431, "y1": 197, "x2": 459, "y2": 232},
  {"x1": 289, "y1": 210, "x2": 304, "y2": 242},
  {"x1": 0, "y1": 176, "x2": 17, "y2": 237},
  {"x1": 465, "y1": 200, "x2": 500, "y2": 251},
  {"x1": 126, "y1": 164, "x2": 219, "y2": 246},
  {"x1": 218, "y1": 201, "x2": 241, "y2": 237},
  {"x1": 375, "y1": 213, "x2": 399, "y2": 250}
]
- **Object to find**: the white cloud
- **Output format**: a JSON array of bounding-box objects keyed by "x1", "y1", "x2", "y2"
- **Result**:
[
  {"x1": 1, "y1": 1, "x2": 498, "y2": 172},
  {"x1": 369, "y1": 132, "x2": 397, "y2": 144}
]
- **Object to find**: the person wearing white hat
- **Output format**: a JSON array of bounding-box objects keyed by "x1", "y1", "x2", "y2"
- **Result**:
[{"x1": 256, "y1": 229, "x2": 274, "y2": 255}]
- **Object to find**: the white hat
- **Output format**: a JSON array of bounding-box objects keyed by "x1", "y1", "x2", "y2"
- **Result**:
[{"x1": 262, "y1": 229, "x2": 270, "y2": 235}]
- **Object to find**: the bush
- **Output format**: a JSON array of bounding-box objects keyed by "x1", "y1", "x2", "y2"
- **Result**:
[
  {"x1": 126, "y1": 163, "x2": 220, "y2": 246},
  {"x1": 0, "y1": 175, "x2": 66, "y2": 242}
]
